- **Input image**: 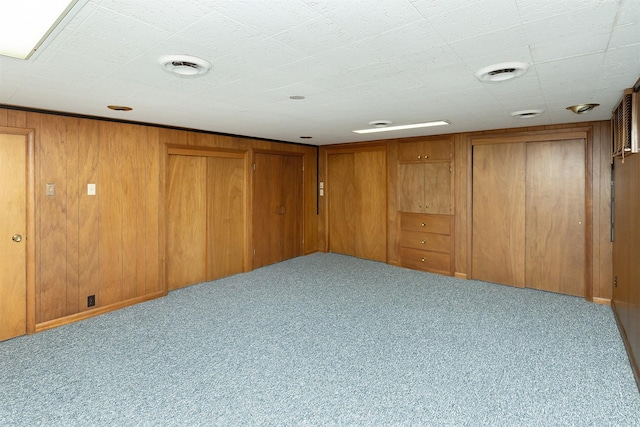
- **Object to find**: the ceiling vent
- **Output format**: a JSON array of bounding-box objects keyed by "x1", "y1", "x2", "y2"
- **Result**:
[
  {"x1": 510, "y1": 109, "x2": 543, "y2": 119},
  {"x1": 159, "y1": 54, "x2": 211, "y2": 77},
  {"x1": 475, "y1": 62, "x2": 529, "y2": 82}
]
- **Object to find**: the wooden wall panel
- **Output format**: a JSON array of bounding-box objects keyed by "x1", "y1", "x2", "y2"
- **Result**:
[
  {"x1": 281, "y1": 155, "x2": 303, "y2": 261},
  {"x1": 355, "y1": 150, "x2": 387, "y2": 262},
  {"x1": 78, "y1": 119, "x2": 100, "y2": 312},
  {"x1": 327, "y1": 153, "x2": 356, "y2": 256},
  {"x1": 144, "y1": 127, "x2": 161, "y2": 294},
  {"x1": 65, "y1": 118, "x2": 79, "y2": 315},
  {"x1": 454, "y1": 134, "x2": 467, "y2": 277}
]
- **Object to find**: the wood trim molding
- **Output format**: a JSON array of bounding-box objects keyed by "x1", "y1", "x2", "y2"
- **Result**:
[
  {"x1": 35, "y1": 290, "x2": 166, "y2": 333},
  {"x1": 167, "y1": 144, "x2": 246, "y2": 158},
  {"x1": 470, "y1": 129, "x2": 590, "y2": 145},
  {"x1": 454, "y1": 272, "x2": 468, "y2": 280},
  {"x1": 592, "y1": 297, "x2": 611, "y2": 305}
]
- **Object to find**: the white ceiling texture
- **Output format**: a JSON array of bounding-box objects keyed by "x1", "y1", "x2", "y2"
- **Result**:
[{"x1": 1, "y1": 0, "x2": 639, "y2": 145}]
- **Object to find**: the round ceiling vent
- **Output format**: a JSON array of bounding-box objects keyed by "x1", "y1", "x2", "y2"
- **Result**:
[
  {"x1": 159, "y1": 54, "x2": 211, "y2": 77},
  {"x1": 510, "y1": 109, "x2": 544, "y2": 119},
  {"x1": 475, "y1": 62, "x2": 530, "y2": 82},
  {"x1": 566, "y1": 103, "x2": 600, "y2": 114},
  {"x1": 368, "y1": 120, "x2": 393, "y2": 127}
]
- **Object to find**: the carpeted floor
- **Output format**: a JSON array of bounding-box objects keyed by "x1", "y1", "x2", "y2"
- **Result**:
[{"x1": 1, "y1": 253, "x2": 639, "y2": 426}]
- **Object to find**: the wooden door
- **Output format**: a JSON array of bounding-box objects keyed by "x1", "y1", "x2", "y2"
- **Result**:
[
  {"x1": 167, "y1": 155, "x2": 207, "y2": 290},
  {"x1": 281, "y1": 154, "x2": 303, "y2": 261},
  {"x1": 0, "y1": 133, "x2": 27, "y2": 341},
  {"x1": 253, "y1": 153, "x2": 303, "y2": 268},
  {"x1": 328, "y1": 153, "x2": 356, "y2": 256},
  {"x1": 472, "y1": 143, "x2": 526, "y2": 287},
  {"x1": 207, "y1": 156, "x2": 245, "y2": 280},
  {"x1": 397, "y1": 163, "x2": 424, "y2": 213},
  {"x1": 355, "y1": 150, "x2": 387, "y2": 262},
  {"x1": 525, "y1": 139, "x2": 586, "y2": 296}
]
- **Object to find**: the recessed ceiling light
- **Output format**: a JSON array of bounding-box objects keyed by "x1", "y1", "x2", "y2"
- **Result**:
[
  {"x1": 300, "y1": 136, "x2": 313, "y2": 139},
  {"x1": 0, "y1": 0, "x2": 85, "y2": 59},
  {"x1": 511, "y1": 109, "x2": 544, "y2": 119},
  {"x1": 353, "y1": 120, "x2": 450, "y2": 134},
  {"x1": 107, "y1": 105, "x2": 132, "y2": 111},
  {"x1": 159, "y1": 55, "x2": 211, "y2": 77},
  {"x1": 566, "y1": 104, "x2": 600, "y2": 114},
  {"x1": 475, "y1": 62, "x2": 530, "y2": 82},
  {"x1": 368, "y1": 120, "x2": 393, "y2": 127},
  {"x1": 290, "y1": 95, "x2": 306, "y2": 100}
]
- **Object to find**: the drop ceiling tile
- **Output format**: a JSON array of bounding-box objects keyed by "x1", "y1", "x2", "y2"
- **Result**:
[
  {"x1": 325, "y1": 0, "x2": 424, "y2": 39},
  {"x1": 530, "y1": 31, "x2": 610, "y2": 63},
  {"x1": 609, "y1": 23, "x2": 640, "y2": 49},
  {"x1": 57, "y1": 7, "x2": 172, "y2": 62},
  {"x1": 364, "y1": 20, "x2": 448, "y2": 57},
  {"x1": 535, "y1": 52, "x2": 606, "y2": 81},
  {"x1": 449, "y1": 26, "x2": 529, "y2": 61},
  {"x1": 99, "y1": 0, "x2": 209, "y2": 33},
  {"x1": 175, "y1": 11, "x2": 263, "y2": 56},
  {"x1": 410, "y1": 0, "x2": 484, "y2": 19},
  {"x1": 428, "y1": 0, "x2": 521, "y2": 43},
  {"x1": 312, "y1": 41, "x2": 382, "y2": 71},
  {"x1": 516, "y1": 0, "x2": 618, "y2": 23},
  {"x1": 212, "y1": 0, "x2": 322, "y2": 36},
  {"x1": 272, "y1": 15, "x2": 356, "y2": 55},
  {"x1": 301, "y1": 0, "x2": 358, "y2": 14}
]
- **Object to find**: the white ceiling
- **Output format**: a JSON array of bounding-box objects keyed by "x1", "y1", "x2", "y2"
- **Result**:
[{"x1": 1, "y1": 0, "x2": 639, "y2": 145}]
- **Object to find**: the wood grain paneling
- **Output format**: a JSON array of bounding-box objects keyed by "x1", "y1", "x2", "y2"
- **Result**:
[
  {"x1": 253, "y1": 153, "x2": 284, "y2": 267},
  {"x1": 328, "y1": 153, "x2": 356, "y2": 256},
  {"x1": 207, "y1": 156, "x2": 245, "y2": 280},
  {"x1": 525, "y1": 139, "x2": 586, "y2": 296},
  {"x1": 397, "y1": 163, "x2": 423, "y2": 212},
  {"x1": 355, "y1": 150, "x2": 387, "y2": 262},
  {"x1": 472, "y1": 142, "x2": 526, "y2": 287},
  {"x1": 166, "y1": 155, "x2": 207, "y2": 290},
  {"x1": 424, "y1": 162, "x2": 452, "y2": 214},
  {"x1": 281, "y1": 154, "x2": 303, "y2": 261}
]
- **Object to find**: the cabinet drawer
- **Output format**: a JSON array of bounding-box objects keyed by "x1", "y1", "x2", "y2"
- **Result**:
[
  {"x1": 399, "y1": 247, "x2": 451, "y2": 274},
  {"x1": 401, "y1": 213, "x2": 451, "y2": 234},
  {"x1": 398, "y1": 139, "x2": 452, "y2": 162},
  {"x1": 399, "y1": 231, "x2": 450, "y2": 253}
]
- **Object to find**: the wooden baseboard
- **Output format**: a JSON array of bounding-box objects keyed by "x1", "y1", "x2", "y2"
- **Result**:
[
  {"x1": 454, "y1": 272, "x2": 468, "y2": 280},
  {"x1": 592, "y1": 297, "x2": 611, "y2": 306},
  {"x1": 34, "y1": 290, "x2": 167, "y2": 333},
  {"x1": 611, "y1": 300, "x2": 640, "y2": 393}
]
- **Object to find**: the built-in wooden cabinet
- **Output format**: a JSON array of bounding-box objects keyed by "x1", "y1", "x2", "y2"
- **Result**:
[
  {"x1": 397, "y1": 137, "x2": 453, "y2": 215},
  {"x1": 398, "y1": 213, "x2": 454, "y2": 275}
]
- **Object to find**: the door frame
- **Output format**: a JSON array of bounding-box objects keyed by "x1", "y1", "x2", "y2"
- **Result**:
[
  {"x1": 1, "y1": 126, "x2": 36, "y2": 334},
  {"x1": 467, "y1": 127, "x2": 593, "y2": 301}
]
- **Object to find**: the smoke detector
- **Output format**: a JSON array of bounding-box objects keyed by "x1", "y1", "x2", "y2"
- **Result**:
[
  {"x1": 159, "y1": 54, "x2": 211, "y2": 77},
  {"x1": 566, "y1": 103, "x2": 600, "y2": 114},
  {"x1": 511, "y1": 109, "x2": 544, "y2": 119},
  {"x1": 475, "y1": 62, "x2": 529, "y2": 82}
]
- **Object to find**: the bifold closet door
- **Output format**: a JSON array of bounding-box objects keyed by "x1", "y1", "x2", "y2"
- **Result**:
[
  {"x1": 252, "y1": 153, "x2": 303, "y2": 269},
  {"x1": 327, "y1": 150, "x2": 386, "y2": 262},
  {"x1": 472, "y1": 143, "x2": 526, "y2": 287},
  {"x1": 525, "y1": 139, "x2": 585, "y2": 296},
  {"x1": 167, "y1": 154, "x2": 245, "y2": 290}
]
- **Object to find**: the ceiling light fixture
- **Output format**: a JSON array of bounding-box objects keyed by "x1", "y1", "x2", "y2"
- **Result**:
[
  {"x1": 0, "y1": 0, "x2": 86, "y2": 60},
  {"x1": 159, "y1": 55, "x2": 211, "y2": 77},
  {"x1": 566, "y1": 103, "x2": 600, "y2": 114},
  {"x1": 475, "y1": 62, "x2": 530, "y2": 82},
  {"x1": 353, "y1": 120, "x2": 449, "y2": 134},
  {"x1": 510, "y1": 109, "x2": 544, "y2": 119}
]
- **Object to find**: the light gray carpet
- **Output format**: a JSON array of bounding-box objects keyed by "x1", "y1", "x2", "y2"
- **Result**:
[{"x1": 1, "y1": 253, "x2": 639, "y2": 426}]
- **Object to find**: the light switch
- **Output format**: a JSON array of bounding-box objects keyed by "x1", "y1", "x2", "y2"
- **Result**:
[
  {"x1": 46, "y1": 183, "x2": 55, "y2": 196},
  {"x1": 319, "y1": 181, "x2": 324, "y2": 189},
  {"x1": 87, "y1": 183, "x2": 96, "y2": 196},
  {"x1": 319, "y1": 189, "x2": 324, "y2": 197}
]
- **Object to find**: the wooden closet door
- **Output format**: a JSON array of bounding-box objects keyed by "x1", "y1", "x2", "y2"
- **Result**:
[
  {"x1": 281, "y1": 155, "x2": 303, "y2": 262},
  {"x1": 355, "y1": 150, "x2": 387, "y2": 262},
  {"x1": 253, "y1": 153, "x2": 283, "y2": 268},
  {"x1": 167, "y1": 155, "x2": 207, "y2": 290},
  {"x1": 397, "y1": 163, "x2": 424, "y2": 213},
  {"x1": 207, "y1": 156, "x2": 245, "y2": 280},
  {"x1": 525, "y1": 139, "x2": 586, "y2": 296},
  {"x1": 328, "y1": 153, "x2": 356, "y2": 256},
  {"x1": 472, "y1": 143, "x2": 526, "y2": 287}
]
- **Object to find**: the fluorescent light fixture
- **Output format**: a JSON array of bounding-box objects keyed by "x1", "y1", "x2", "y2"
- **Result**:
[
  {"x1": 353, "y1": 120, "x2": 450, "y2": 134},
  {"x1": 0, "y1": 0, "x2": 82, "y2": 60}
]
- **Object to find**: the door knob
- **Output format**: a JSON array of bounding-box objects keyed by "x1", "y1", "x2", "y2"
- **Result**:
[{"x1": 12, "y1": 234, "x2": 22, "y2": 242}]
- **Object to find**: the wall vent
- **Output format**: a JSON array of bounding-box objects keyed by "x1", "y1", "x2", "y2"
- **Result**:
[{"x1": 612, "y1": 89, "x2": 639, "y2": 160}]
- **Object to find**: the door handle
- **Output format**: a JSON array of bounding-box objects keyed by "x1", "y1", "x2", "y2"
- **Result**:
[{"x1": 12, "y1": 234, "x2": 22, "y2": 242}]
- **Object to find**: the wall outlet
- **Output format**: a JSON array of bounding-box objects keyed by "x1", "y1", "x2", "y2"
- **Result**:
[{"x1": 87, "y1": 295, "x2": 96, "y2": 307}]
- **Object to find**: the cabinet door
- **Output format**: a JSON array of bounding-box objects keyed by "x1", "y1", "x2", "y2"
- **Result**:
[
  {"x1": 472, "y1": 143, "x2": 526, "y2": 287},
  {"x1": 423, "y1": 139, "x2": 452, "y2": 161},
  {"x1": 397, "y1": 141, "x2": 424, "y2": 162},
  {"x1": 525, "y1": 139, "x2": 585, "y2": 296},
  {"x1": 207, "y1": 156, "x2": 245, "y2": 281},
  {"x1": 167, "y1": 155, "x2": 207, "y2": 290},
  {"x1": 424, "y1": 162, "x2": 452, "y2": 214},
  {"x1": 397, "y1": 163, "x2": 424, "y2": 213}
]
